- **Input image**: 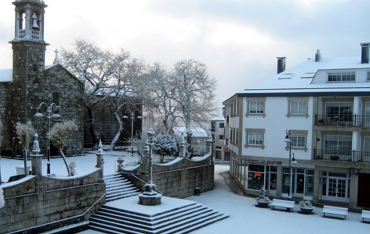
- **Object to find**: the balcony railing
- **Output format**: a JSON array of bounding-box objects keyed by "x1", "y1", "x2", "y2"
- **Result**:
[
  {"x1": 315, "y1": 114, "x2": 370, "y2": 128},
  {"x1": 314, "y1": 149, "x2": 370, "y2": 162}
]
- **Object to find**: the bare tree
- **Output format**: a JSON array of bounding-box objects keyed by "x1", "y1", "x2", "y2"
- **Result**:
[
  {"x1": 144, "y1": 63, "x2": 182, "y2": 135},
  {"x1": 61, "y1": 39, "x2": 138, "y2": 148},
  {"x1": 107, "y1": 56, "x2": 146, "y2": 151},
  {"x1": 170, "y1": 59, "x2": 218, "y2": 134}
]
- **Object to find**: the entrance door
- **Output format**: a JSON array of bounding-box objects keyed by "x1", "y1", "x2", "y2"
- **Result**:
[
  {"x1": 321, "y1": 172, "x2": 349, "y2": 202},
  {"x1": 328, "y1": 178, "x2": 346, "y2": 197},
  {"x1": 292, "y1": 169, "x2": 305, "y2": 198},
  {"x1": 358, "y1": 173, "x2": 370, "y2": 208}
]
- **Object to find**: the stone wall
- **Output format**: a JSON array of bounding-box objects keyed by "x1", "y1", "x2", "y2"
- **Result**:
[
  {"x1": 123, "y1": 153, "x2": 214, "y2": 199},
  {"x1": 0, "y1": 170, "x2": 105, "y2": 233}
]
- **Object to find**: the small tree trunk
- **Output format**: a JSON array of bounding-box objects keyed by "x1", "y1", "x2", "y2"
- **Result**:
[
  {"x1": 60, "y1": 149, "x2": 71, "y2": 176},
  {"x1": 23, "y1": 148, "x2": 29, "y2": 176},
  {"x1": 109, "y1": 112, "x2": 124, "y2": 151}
]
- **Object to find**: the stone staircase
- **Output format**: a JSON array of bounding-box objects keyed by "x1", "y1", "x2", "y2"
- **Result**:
[
  {"x1": 89, "y1": 201, "x2": 229, "y2": 233},
  {"x1": 104, "y1": 174, "x2": 141, "y2": 202}
]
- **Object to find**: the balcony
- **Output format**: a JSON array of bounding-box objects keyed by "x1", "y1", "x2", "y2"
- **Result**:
[
  {"x1": 314, "y1": 149, "x2": 370, "y2": 162},
  {"x1": 315, "y1": 114, "x2": 370, "y2": 128}
]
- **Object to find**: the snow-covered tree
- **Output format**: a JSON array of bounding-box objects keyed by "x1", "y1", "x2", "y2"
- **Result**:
[
  {"x1": 145, "y1": 60, "x2": 218, "y2": 137},
  {"x1": 48, "y1": 120, "x2": 78, "y2": 176},
  {"x1": 152, "y1": 134, "x2": 178, "y2": 163},
  {"x1": 16, "y1": 121, "x2": 35, "y2": 176},
  {"x1": 61, "y1": 39, "x2": 146, "y2": 150},
  {"x1": 170, "y1": 59, "x2": 218, "y2": 131}
]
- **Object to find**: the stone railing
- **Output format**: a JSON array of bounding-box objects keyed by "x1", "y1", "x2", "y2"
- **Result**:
[{"x1": 0, "y1": 142, "x2": 106, "y2": 233}]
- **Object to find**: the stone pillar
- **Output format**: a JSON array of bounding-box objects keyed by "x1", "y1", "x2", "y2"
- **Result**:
[
  {"x1": 206, "y1": 136, "x2": 214, "y2": 164},
  {"x1": 178, "y1": 142, "x2": 186, "y2": 157},
  {"x1": 95, "y1": 140, "x2": 104, "y2": 181},
  {"x1": 30, "y1": 133, "x2": 43, "y2": 196},
  {"x1": 138, "y1": 129, "x2": 162, "y2": 206}
]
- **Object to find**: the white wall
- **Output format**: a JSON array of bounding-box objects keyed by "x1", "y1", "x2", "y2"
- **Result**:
[{"x1": 241, "y1": 96, "x2": 313, "y2": 161}]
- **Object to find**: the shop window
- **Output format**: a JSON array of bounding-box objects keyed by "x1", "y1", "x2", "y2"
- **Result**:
[{"x1": 247, "y1": 165, "x2": 264, "y2": 190}]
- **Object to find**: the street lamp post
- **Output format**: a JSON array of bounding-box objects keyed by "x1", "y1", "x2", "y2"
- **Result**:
[
  {"x1": 34, "y1": 102, "x2": 61, "y2": 174},
  {"x1": 284, "y1": 129, "x2": 297, "y2": 200},
  {"x1": 123, "y1": 109, "x2": 141, "y2": 156}
]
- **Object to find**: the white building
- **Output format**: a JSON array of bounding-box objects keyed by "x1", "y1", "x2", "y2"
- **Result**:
[
  {"x1": 170, "y1": 127, "x2": 209, "y2": 155},
  {"x1": 223, "y1": 43, "x2": 370, "y2": 210},
  {"x1": 210, "y1": 117, "x2": 229, "y2": 163}
]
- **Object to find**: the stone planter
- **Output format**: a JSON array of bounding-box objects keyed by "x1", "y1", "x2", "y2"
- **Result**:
[
  {"x1": 300, "y1": 207, "x2": 315, "y2": 214},
  {"x1": 257, "y1": 201, "x2": 270, "y2": 208}
]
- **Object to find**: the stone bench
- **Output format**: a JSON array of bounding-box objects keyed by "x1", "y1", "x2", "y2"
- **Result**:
[
  {"x1": 270, "y1": 199, "x2": 295, "y2": 212},
  {"x1": 322, "y1": 205, "x2": 348, "y2": 220},
  {"x1": 361, "y1": 210, "x2": 370, "y2": 222}
]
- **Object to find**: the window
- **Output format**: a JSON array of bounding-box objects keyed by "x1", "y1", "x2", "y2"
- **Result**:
[
  {"x1": 367, "y1": 72, "x2": 370, "y2": 81},
  {"x1": 290, "y1": 134, "x2": 305, "y2": 148},
  {"x1": 52, "y1": 92, "x2": 60, "y2": 105},
  {"x1": 248, "y1": 132, "x2": 263, "y2": 145},
  {"x1": 328, "y1": 72, "x2": 355, "y2": 82},
  {"x1": 285, "y1": 130, "x2": 308, "y2": 151},
  {"x1": 290, "y1": 101, "x2": 306, "y2": 115},
  {"x1": 249, "y1": 102, "x2": 264, "y2": 114},
  {"x1": 246, "y1": 97, "x2": 266, "y2": 117},
  {"x1": 287, "y1": 97, "x2": 308, "y2": 118},
  {"x1": 324, "y1": 135, "x2": 352, "y2": 151},
  {"x1": 325, "y1": 102, "x2": 353, "y2": 121},
  {"x1": 219, "y1": 122, "x2": 224, "y2": 128},
  {"x1": 219, "y1": 135, "x2": 224, "y2": 140},
  {"x1": 248, "y1": 165, "x2": 265, "y2": 190},
  {"x1": 245, "y1": 128, "x2": 265, "y2": 149}
]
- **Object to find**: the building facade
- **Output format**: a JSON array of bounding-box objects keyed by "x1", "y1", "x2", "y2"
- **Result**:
[
  {"x1": 210, "y1": 117, "x2": 229, "y2": 163},
  {"x1": 223, "y1": 44, "x2": 370, "y2": 209},
  {"x1": 170, "y1": 127, "x2": 209, "y2": 155}
]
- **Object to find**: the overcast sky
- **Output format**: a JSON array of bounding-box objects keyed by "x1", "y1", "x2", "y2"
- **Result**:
[{"x1": 0, "y1": 0, "x2": 369, "y2": 115}]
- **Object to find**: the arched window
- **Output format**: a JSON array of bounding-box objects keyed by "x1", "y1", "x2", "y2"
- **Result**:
[{"x1": 19, "y1": 11, "x2": 26, "y2": 30}]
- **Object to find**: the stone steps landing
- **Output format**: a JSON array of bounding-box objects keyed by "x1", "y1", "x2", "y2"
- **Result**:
[{"x1": 89, "y1": 196, "x2": 229, "y2": 234}]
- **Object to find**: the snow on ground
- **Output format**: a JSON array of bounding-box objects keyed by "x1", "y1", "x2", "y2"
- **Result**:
[{"x1": 1, "y1": 152, "x2": 369, "y2": 233}]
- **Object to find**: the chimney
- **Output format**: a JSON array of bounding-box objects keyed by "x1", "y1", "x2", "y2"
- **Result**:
[
  {"x1": 315, "y1": 49, "x2": 321, "y2": 62},
  {"x1": 361, "y1": 43, "x2": 369, "y2": 64},
  {"x1": 277, "y1": 57, "x2": 286, "y2": 74}
]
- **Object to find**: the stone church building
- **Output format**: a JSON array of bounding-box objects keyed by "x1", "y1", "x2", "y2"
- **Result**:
[{"x1": 0, "y1": 0, "x2": 84, "y2": 157}]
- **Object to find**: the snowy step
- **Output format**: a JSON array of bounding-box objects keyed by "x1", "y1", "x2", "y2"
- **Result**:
[
  {"x1": 170, "y1": 213, "x2": 229, "y2": 234},
  {"x1": 103, "y1": 173, "x2": 141, "y2": 201},
  {"x1": 89, "y1": 202, "x2": 229, "y2": 234},
  {"x1": 40, "y1": 221, "x2": 89, "y2": 234},
  {"x1": 106, "y1": 184, "x2": 138, "y2": 192},
  {"x1": 106, "y1": 192, "x2": 141, "y2": 201},
  {"x1": 91, "y1": 203, "x2": 207, "y2": 229}
]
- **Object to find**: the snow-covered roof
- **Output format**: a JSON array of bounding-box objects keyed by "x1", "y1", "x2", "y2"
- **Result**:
[
  {"x1": 211, "y1": 116, "x2": 224, "y2": 121},
  {"x1": 0, "y1": 69, "x2": 12, "y2": 82},
  {"x1": 172, "y1": 127, "x2": 208, "y2": 138},
  {"x1": 228, "y1": 56, "x2": 370, "y2": 99}
]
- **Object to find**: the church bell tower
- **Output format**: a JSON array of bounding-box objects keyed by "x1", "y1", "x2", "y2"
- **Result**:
[{"x1": 8, "y1": 0, "x2": 49, "y2": 123}]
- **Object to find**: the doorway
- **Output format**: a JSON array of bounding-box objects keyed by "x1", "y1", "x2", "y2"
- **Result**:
[{"x1": 321, "y1": 172, "x2": 349, "y2": 202}]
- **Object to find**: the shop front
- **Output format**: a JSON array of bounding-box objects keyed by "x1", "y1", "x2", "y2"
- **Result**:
[{"x1": 235, "y1": 159, "x2": 314, "y2": 199}]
